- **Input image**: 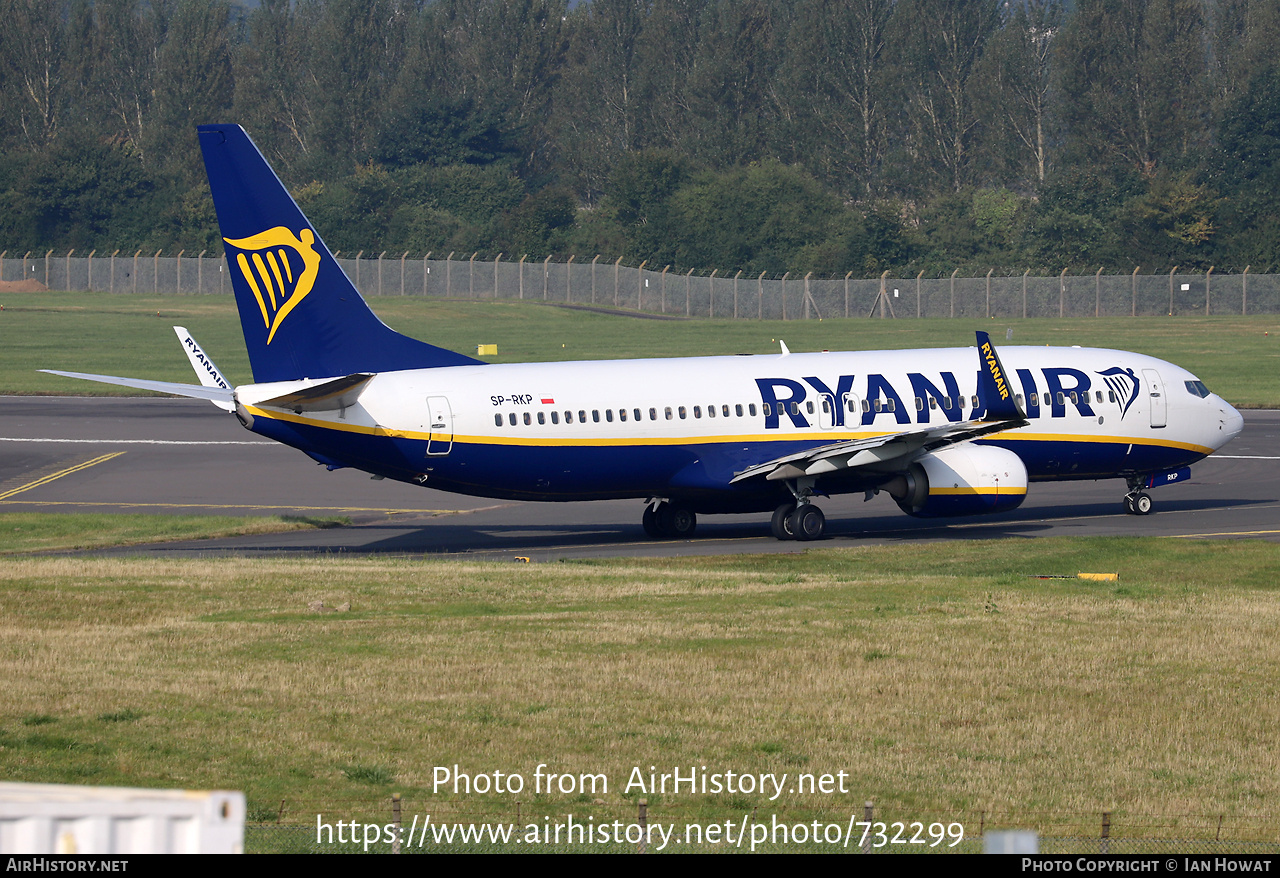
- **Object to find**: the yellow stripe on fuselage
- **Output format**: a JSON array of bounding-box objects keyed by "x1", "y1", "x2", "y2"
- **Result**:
[{"x1": 244, "y1": 406, "x2": 1215, "y2": 456}]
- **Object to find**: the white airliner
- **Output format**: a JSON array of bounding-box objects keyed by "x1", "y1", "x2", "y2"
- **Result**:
[{"x1": 45, "y1": 125, "x2": 1245, "y2": 541}]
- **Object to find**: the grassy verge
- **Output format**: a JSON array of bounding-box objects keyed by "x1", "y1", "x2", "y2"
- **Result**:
[
  {"x1": 3, "y1": 292, "x2": 1279, "y2": 405},
  {"x1": 0, "y1": 512, "x2": 347, "y2": 554},
  {"x1": 1, "y1": 537, "x2": 1278, "y2": 845}
]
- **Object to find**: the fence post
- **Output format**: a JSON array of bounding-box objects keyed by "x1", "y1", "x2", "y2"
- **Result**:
[
  {"x1": 638, "y1": 800, "x2": 648, "y2": 854},
  {"x1": 391, "y1": 794, "x2": 401, "y2": 854},
  {"x1": 354, "y1": 251, "x2": 362, "y2": 290},
  {"x1": 591, "y1": 254, "x2": 599, "y2": 304},
  {"x1": 861, "y1": 802, "x2": 874, "y2": 854},
  {"x1": 758, "y1": 271, "x2": 766, "y2": 319},
  {"x1": 1022, "y1": 268, "x2": 1029, "y2": 318},
  {"x1": 423, "y1": 251, "x2": 431, "y2": 296},
  {"x1": 1168, "y1": 265, "x2": 1178, "y2": 316},
  {"x1": 1132, "y1": 265, "x2": 1140, "y2": 317},
  {"x1": 402, "y1": 252, "x2": 409, "y2": 295},
  {"x1": 950, "y1": 268, "x2": 958, "y2": 318},
  {"x1": 781, "y1": 271, "x2": 790, "y2": 320},
  {"x1": 518, "y1": 254, "x2": 526, "y2": 299},
  {"x1": 446, "y1": 251, "x2": 453, "y2": 297},
  {"x1": 1205, "y1": 265, "x2": 1214, "y2": 316},
  {"x1": 111, "y1": 250, "x2": 119, "y2": 292},
  {"x1": 494, "y1": 253, "x2": 504, "y2": 300},
  {"x1": 614, "y1": 256, "x2": 622, "y2": 306},
  {"x1": 708, "y1": 267, "x2": 716, "y2": 317},
  {"x1": 1059, "y1": 267, "x2": 1067, "y2": 317},
  {"x1": 685, "y1": 268, "x2": 694, "y2": 316},
  {"x1": 735, "y1": 269, "x2": 743, "y2": 319},
  {"x1": 566, "y1": 254, "x2": 574, "y2": 302},
  {"x1": 917, "y1": 270, "x2": 924, "y2": 318},
  {"x1": 45, "y1": 250, "x2": 53, "y2": 288},
  {"x1": 844, "y1": 270, "x2": 852, "y2": 319},
  {"x1": 986, "y1": 268, "x2": 993, "y2": 318},
  {"x1": 1243, "y1": 265, "x2": 1250, "y2": 315},
  {"x1": 1100, "y1": 811, "x2": 1110, "y2": 855},
  {"x1": 66, "y1": 249, "x2": 74, "y2": 290},
  {"x1": 1095, "y1": 266, "x2": 1102, "y2": 317},
  {"x1": 176, "y1": 250, "x2": 184, "y2": 293},
  {"x1": 661, "y1": 265, "x2": 670, "y2": 313},
  {"x1": 543, "y1": 255, "x2": 552, "y2": 301},
  {"x1": 153, "y1": 250, "x2": 161, "y2": 294},
  {"x1": 0, "y1": 250, "x2": 4, "y2": 281},
  {"x1": 637, "y1": 259, "x2": 647, "y2": 310},
  {"x1": 198, "y1": 250, "x2": 205, "y2": 294}
]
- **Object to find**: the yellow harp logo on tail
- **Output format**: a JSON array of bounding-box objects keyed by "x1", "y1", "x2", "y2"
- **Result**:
[{"x1": 224, "y1": 227, "x2": 322, "y2": 344}]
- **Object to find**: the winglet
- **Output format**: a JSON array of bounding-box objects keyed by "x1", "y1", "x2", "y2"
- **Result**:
[{"x1": 975, "y1": 331, "x2": 1024, "y2": 421}]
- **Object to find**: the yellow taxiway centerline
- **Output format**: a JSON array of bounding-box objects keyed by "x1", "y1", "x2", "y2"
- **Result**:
[{"x1": 0, "y1": 452, "x2": 127, "y2": 501}]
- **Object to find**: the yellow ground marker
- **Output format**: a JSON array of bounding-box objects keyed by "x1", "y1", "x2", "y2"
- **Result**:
[{"x1": 0, "y1": 452, "x2": 126, "y2": 501}]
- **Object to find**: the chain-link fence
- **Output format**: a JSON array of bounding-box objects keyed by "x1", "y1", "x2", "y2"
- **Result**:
[
  {"x1": 3, "y1": 250, "x2": 1277, "y2": 318},
  {"x1": 244, "y1": 798, "x2": 1280, "y2": 854}
]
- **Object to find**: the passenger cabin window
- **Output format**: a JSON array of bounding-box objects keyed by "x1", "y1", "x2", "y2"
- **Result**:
[
  {"x1": 722, "y1": 405, "x2": 730, "y2": 417},
  {"x1": 509, "y1": 413, "x2": 518, "y2": 425},
  {"x1": 750, "y1": 404, "x2": 758, "y2": 416},
  {"x1": 565, "y1": 411, "x2": 573, "y2": 424},
  {"x1": 537, "y1": 412, "x2": 546, "y2": 425},
  {"x1": 735, "y1": 404, "x2": 743, "y2": 417},
  {"x1": 650, "y1": 408, "x2": 658, "y2": 420},
  {"x1": 579, "y1": 410, "x2": 586, "y2": 423},
  {"x1": 761, "y1": 403, "x2": 770, "y2": 416},
  {"x1": 606, "y1": 409, "x2": 614, "y2": 422},
  {"x1": 592, "y1": 410, "x2": 600, "y2": 423},
  {"x1": 679, "y1": 406, "x2": 687, "y2": 419},
  {"x1": 665, "y1": 407, "x2": 673, "y2": 420},
  {"x1": 494, "y1": 414, "x2": 503, "y2": 426},
  {"x1": 694, "y1": 406, "x2": 702, "y2": 418},
  {"x1": 806, "y1": 401, "x2": 815, "y2": 414},
  {"x1": 635, "y1": 408, "x2": 643, "y2": 421},
  {"x1": 551, "y1": 411, "x2": 559, "y2": 424},
  {"x1": 618, "y1": 409, "x2": 627, "y2": 422},
  {"x1": 523, "y1": 412, "x2": 531, "y2": 425},
  {"x1": 707, "y1": 405, "x2": 715, "y2": 418}
]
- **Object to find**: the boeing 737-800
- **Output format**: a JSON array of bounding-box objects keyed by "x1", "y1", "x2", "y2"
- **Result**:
[{"x1": 45, "y1": 125, "x2": 1245, "y2": 541}]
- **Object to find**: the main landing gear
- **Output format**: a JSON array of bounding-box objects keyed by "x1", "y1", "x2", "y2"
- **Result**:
[
  {"x1": 771, "y1": 501, "x2": 826, "y2": 541},
  {"x1": 771, "y1": 476, "x2": 826, "y2": 541},
  {"x1": 642, "y1": 500, "x2": 697, "y2": 539},
  {"x1": 1122, "y1": 477, "x2": 1153, "y2": 515}
]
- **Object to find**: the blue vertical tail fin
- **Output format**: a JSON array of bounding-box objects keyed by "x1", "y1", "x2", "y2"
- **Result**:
[{"x1": 198, "y1": 125, "x2": 483, "y2": 383}]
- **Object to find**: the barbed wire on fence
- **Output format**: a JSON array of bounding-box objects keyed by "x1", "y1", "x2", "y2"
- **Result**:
[{"x1": 3, "y1": 249, "x2": 1277, "y2": 318}]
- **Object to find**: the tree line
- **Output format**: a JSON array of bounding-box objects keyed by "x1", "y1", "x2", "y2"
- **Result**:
[{"x1": 2, "y1": 0, "x2": 1279, "y2": 278}]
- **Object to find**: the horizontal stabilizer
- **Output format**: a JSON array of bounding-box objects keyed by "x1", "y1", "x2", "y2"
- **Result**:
[
  {"x1": 255, "y1": 372, "x2": 375, "y2": 413},
  {"x1": 40, "y1": 370, "x2": 236, "y2": 406}
]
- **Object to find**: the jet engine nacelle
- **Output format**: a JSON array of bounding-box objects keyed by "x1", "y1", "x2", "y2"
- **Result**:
[{"x1": 886, "y1": 445, "x2": 1028, "y2": 518}]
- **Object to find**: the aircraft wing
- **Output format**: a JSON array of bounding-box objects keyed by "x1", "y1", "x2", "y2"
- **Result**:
[
  {"x1": 40, "y1": 370, "x2": 236, "y2": 406},
  {"x1": 730, "y1": 330, "x2": 1027, "y2": 485},
  {"x1": 729, "y1": 415, "x2": 1026, "y2": 484}
]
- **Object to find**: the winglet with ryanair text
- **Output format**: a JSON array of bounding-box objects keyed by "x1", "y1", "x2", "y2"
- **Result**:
[
  {"x1": 975, "y1": 330, "x2": 1025, "y2": 422},
  {"x1": 197, "y1": 125, "x2": 484, "y2": 384}
]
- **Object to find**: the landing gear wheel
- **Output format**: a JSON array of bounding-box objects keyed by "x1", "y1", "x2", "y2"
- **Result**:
[
  {"x1": 788, "y1": 504, "x2": 826, "y2": 541},
  {"x1": 771, "y1": 503, "x2": 797, "y2": 540},
  {"x1": 1133, "y1": 492, "x2": 1152, "y2": 515},
  {"x1": 642, "y1": 505, "x2": 664, "y2": 538},
  {"x1": 658, "y1": 504, "x2": 697, "y2": 537}
]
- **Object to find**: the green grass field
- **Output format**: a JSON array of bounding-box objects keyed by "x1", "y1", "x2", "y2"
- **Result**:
[
  {"x1": 4, "y1": 291, "x2": 1280, "y2": 405},
  {"x1": 2, "y1": 537, "x2": 1279, "y2": 848},
  {"x1": 0, "y1": 513, "x2": 346, "y2": 554}
]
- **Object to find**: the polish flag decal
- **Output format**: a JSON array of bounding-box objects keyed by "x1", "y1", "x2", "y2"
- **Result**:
[{"x1": 541, "y1": 398, "x2": 555, "y2": 404}]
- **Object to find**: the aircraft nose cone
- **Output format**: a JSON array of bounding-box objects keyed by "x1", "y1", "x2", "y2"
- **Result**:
[{"x1": 1219, "y1": 401, "x2": 1244, "y2": 446}]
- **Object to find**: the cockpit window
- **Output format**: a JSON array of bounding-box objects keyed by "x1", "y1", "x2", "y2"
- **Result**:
[{"x1": 1185, "y1": 380, "x2": 1211, "y2": 398}]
